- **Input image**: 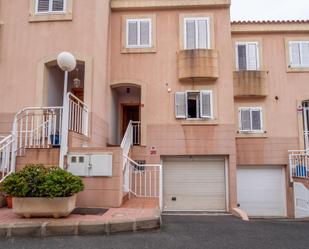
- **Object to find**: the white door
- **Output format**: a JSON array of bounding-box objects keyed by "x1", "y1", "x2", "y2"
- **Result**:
[
  {"x1": 237, "y1": 166, "x2": 287, "y2": 217},
  {"x1": 163, "y1": 156, "x2": 227, "y2": 212}
]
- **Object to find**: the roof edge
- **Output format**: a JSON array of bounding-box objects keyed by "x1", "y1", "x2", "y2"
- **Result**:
[
  {"x1": 111, "y1": 0, "x2": 231, "y2": 10},
  {"x1": 231, "y1": 20, "x2": 309, "y2": 33}
]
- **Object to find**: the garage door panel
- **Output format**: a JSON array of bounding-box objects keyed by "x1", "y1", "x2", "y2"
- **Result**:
[
  {"x1": 237, "y1": 166, "x2": 287, "y2": 217},
  {"x1": 163, "y1": 156, "x2": 226, "y2": 212},
  {"x1": 164, "y1": 195, "x2": 226, "y2": 211}
]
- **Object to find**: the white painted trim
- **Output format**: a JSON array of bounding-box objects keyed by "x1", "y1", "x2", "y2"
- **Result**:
[
  {"x1": 184, "y1": 17, "x2": 211, "y2": 50},
  {"x1": 235, "y1": 41, "x2": 260, "y2": 71},
  {"x1": 35, "y1": 0, "x2": 67, "y2": 15},
  {"x1": 225, "y1": 156, "x2": 229, "y2": 212},
  {"x1": 289, "y1": 41, "x2": 309, "y2": 68},
  {"x1": 159, "y1": 159, "x2": 163, "y2": 212},
  {"x1": 126, "y1": 18, "x2": 152, "y2": 48},
  {"x1": 238, "y1": 107, "x2": 263, "y2": 133}
]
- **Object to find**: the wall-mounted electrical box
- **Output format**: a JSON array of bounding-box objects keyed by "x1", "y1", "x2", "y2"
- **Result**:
[{"x1": 67, "y1": 153, "x2": 113, "y2": 177}]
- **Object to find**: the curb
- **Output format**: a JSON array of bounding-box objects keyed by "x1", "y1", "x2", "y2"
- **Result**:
[{"x1": 0, "y1": 216, "x2": 161, "y2": 238}]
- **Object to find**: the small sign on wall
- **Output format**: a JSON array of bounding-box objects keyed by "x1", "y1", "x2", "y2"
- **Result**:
[{"x1": 150, "y1": 146, "x2": 157, "y2": 155}]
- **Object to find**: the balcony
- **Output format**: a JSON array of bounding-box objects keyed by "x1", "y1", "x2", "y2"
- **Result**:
[
  {"x1": 233, "y1": 70, "x2": 268, "y2": 97},
  {"x1": 178, "y1": 49, "x2": 219, "y2": 81}
]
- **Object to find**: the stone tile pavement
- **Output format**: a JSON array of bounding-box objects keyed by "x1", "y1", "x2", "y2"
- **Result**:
[{"x1": 0, "y1": 198, "x2": 161, "y2": 238}]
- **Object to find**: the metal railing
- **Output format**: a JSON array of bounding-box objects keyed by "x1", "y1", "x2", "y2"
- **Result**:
[
  {"x1": 289, "y1": 150, "x2": 309, "y2": 182},
  {"x1": 13, "y1": 107, "x2": 63, "y2": 156},
  {"x1": 132, "y1": 121, "x2": 141, "y2": 145},
  {"x1": 68, "y1": 93, "x2": 89, "y2": 136},
  {"x1": 123, "y1": 155, "x2": 162, "y2": 198},
  {"x1": 0, "y1": 135, "x2": 15, "y2": 182}
]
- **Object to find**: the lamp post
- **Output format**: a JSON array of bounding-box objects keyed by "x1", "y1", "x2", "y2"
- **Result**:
[{"x1": 57, "y1": 52, "x2": 76, "y2": 168}]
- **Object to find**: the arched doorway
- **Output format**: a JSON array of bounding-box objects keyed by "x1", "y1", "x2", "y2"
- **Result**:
[
  {"x1": 111, "y1": 84, "x2": 141, "y2": 145},
  {"x1": 44, "y1": 60, "x2": 85, "y2": 107}
]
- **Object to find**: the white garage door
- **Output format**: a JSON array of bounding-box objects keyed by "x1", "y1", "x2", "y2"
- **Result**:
[
  {"x1": 237, "y1": 166, "x2": 287, "y2": 217},
  {"x1": 163, "y1": 156, "x2": 227, "y2": 212}
]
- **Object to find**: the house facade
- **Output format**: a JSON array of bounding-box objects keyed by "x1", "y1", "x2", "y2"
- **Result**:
[{"x1": 0, "y1": 0, "x2": 309, "y2": 218}]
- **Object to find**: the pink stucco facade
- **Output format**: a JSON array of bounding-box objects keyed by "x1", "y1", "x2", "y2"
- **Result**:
[{"x1": 1, "y1": 0, "x2": 309, "y2": 218}]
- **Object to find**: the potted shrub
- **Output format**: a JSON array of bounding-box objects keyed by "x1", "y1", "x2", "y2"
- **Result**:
[{"x1": 0, "y1": 164, "x2": 84, "y2": 218}]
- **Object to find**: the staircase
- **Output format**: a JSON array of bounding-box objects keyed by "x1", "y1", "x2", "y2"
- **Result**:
[
  {"x1": 0, "y1": 92, "x2": 89, "y2": 182},
  {"x1": 121, "y1": 121, "x2": 162, "y2": 208}
]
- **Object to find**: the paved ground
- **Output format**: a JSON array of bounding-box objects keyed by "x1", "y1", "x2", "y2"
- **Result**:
[{"x1": 1, "y1": 215, "x2": 309, "y2": 249}]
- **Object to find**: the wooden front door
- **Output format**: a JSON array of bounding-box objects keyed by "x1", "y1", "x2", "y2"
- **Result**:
[{"x1": 122, "y1": 105, "x2": 140, "y2": 137}]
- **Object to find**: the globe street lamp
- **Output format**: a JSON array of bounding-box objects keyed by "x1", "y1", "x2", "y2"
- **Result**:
[{"x1": 57, "y1": 52, "x2": 76, "y2": 168}]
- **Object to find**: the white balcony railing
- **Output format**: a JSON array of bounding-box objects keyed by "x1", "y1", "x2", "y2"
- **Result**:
[{"x1": 289, "y1": 150, "x2": 309, "y2": 182}]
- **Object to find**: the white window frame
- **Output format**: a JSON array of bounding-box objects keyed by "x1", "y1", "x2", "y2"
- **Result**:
[
  {"x1": 175, "y1": 90, "x2": 213, "y2": 120},
  {"x1": 238, "y1": 107, "x2": 263, "y2": 133},
  {"x1": 235, "y1": 42, "x2": 260, "y2": 71},
  {"x1": 35, "y1": 0, "x2": 67, "y2": 14},
  {"x1": 126, "y1": 18, "x2": 152, "y2": 49},
  {"x1": 184, "y1": 17, "x2": 211, "y2": 50},
  {"x1": 289, "y1": 41, "x2": 309, "y2": 68}
]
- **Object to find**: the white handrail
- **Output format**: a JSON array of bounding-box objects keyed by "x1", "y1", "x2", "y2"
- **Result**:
[
  {"x1": 123, "y1": 155, "x2": 162, "y2": 198},
  {"x1": 0, "y1": 135, "x2": 15, "y2": 182}
]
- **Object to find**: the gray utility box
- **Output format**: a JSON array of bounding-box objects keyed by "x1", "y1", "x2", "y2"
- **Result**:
[{"x1": 67, "y1": 153, "x2": 113, "y2": 177}]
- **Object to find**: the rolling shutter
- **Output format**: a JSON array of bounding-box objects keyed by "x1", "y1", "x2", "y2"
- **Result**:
[
  {"x1": 247, "y1": 43, "x2": 258, "y2": 70},
  {"x1": 175, "y1": 92, "x2": 187, "y2": 119},
  {"x1": 37, "y1": 0, "x2": 50, "y2": 12},
  {"x1": 140, "y1": 21, "x2": 150, "y2": 46},
  {"x1": 240, "y1": 108, "x2": 251, "y2": 131},
  {"x1": 186, "y1": 20, "x2": 196, "y2": 49},
  {"x1": 128, "y1": 21, "x2": 138, "y2": 46},
  {"x1": 251, "y1": 108, "x2": 262, "y2": 130},
  {"x1": 290, "y1": 42, "x2": 301, "y2": 66},
  {"x1": 52, "y1": 0, "x2": 65, "y2": 12},
  {"x1": 237, "y1": 44, "x2": 247, "y2": 70},
  {"x1": 200, "y1": 91, "x2": 212, "y2": 118},
  {"x1": 301, "y1": 42, "x2": 309, "y2": 66},
  {"x1": 197, "y1": 20, "x2": 208, "y2": 49}
]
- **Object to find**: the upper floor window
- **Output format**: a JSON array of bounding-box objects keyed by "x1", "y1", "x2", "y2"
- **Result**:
[
  {"x1": 239, "y1": 107, "x2": 263, "y2": 133},
  {"x1": 184, "y1": 17, "x2": 210, "y2": 50},
  {"x1": 289, "y1": 41, "x2": 309, "y2": 68},
  {"x1": 126, "y1": 18, "x2": 152, "y2": 48},
  {"x1": 36, "y1": 0, "x2": 66, "y2": 14},
  {"x1": 236, "y1": 42, "x2": 259, "y2": 71},
  {"x1": 175, "y1": 91, "x2": 213, "y2": 119}
]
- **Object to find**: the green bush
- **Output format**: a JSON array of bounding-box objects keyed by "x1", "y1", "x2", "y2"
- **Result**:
[{"x1": 1, "y1": 164, "x2": 84, "y2": 198}]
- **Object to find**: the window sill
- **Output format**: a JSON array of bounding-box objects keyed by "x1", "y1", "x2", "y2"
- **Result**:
[
  {"x1": 236, "y1": 131, "x2": 267, "y2": 138},
  {"x1": 29, "y1": 12, "x2": 73, "y2": 22},
  {"x1": 287, "y1": 67, "x2": 309, "y2": 73},
  {"x1": 180, "y1": 119, "x2": 219, "y2": 126},
  {"x1": 121, "y1": 47, "x2": 156, "y2": 54}
]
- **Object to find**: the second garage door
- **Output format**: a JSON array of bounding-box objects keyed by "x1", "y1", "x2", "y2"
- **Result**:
[
  {"x1": 163, "y1": 156, "x2": 227, "y2": 212},
  {"x1": 237, "y1": 166, "x2": 287, "y2": 217}
]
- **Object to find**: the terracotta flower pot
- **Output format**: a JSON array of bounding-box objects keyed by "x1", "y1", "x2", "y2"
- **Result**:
[{"x1": 6, "y1": 196, "x2": 13, "y2": 209}]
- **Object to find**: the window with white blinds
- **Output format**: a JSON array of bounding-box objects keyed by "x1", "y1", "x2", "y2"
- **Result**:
[
  {"x1": 175, "y1": 91, "x2": 213, "y2": 119},
  {"x1": 239, "y1": 107, "x2": 263, "y2": 132},
  {"x1": 184, "y1": 17, "x2": 210, "y2": 49},
  {"x1": 289, "y1": 41, "x2": 309, "y2": 68},
  {"x1": 236, "y1": 42, "x2": 260, "y2": 70},
  {"x1": 126, "y1": 19, "x2": 152, "y2": 48},
  {"x1": 36, "y1": 0, "x2": 66, "y2": 13}
]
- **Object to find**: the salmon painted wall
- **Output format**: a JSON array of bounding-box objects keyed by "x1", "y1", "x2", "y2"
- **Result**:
[
  {"x1": 110, "y1": 8, "x2": 236, "y2": 157},
  {"x1": 0, "y1": 0, "x2": 111, "y2": 146},
  {"x1": 232, "y1": 32, "x2": 309, "y2": 165},
  {"x1": 110, "y1": 7, "x2": 237, "y2": 210}
]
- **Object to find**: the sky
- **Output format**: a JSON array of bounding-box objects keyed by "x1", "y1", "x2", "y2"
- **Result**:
[{"x1": 230, "y1": 0, "x2": 309, "y2": 21}]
